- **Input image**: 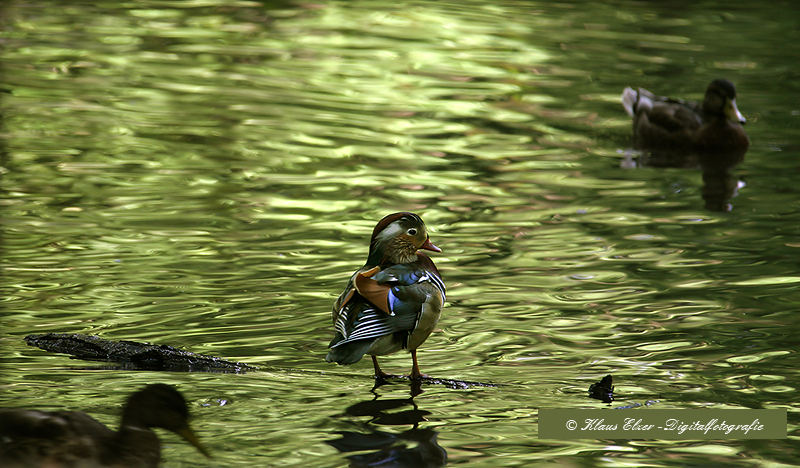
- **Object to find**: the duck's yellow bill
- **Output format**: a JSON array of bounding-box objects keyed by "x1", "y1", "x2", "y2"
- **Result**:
[{"x1": 177, "y1": 426, "x2": 212, "y2": 458}]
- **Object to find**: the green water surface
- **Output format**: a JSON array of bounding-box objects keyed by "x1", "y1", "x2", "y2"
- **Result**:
[{"x1": 2, "y1": 1, "x2": 799, "y2": 466}]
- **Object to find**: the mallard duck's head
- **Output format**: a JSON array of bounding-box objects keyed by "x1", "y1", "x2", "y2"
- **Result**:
[
  {"x1": 368, "y1": 212, "x2": 441, "y2": 265},
  {"x1": 704, "y1": 79, "x2": 746, "y2": 125},
  {"x1": 121, "y1": 384, "x2": 211, "y2": 458}
]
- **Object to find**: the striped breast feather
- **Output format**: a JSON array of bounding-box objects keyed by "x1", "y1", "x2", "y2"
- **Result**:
[
  {"x1": 421, "y1": 271, "x2": 446, "y2": 302},
  {"x1": 415, "y1": 253, "x2": 446, "y2": 300}
]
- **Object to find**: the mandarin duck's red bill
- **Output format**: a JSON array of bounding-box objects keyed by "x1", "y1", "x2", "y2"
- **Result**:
[{"x1": 325, "y1": 212, "x2": 446, "y2": 380}]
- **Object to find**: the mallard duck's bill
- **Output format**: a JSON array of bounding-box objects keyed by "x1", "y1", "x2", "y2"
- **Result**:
[
  {"x1": 727, "y1": 98, "x2": 746, "y2": 124},
  {"x1": 177, "y1": 426, "x2": 212, "y2": 458},
  {"x1": 420, "y1": 238, "x2": 442, "y2": 253}
]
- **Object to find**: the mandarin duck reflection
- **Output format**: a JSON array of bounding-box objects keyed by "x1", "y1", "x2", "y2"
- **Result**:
[
  {"x1": 621, "y1": 78, "x2": 749, "y2": 151},
  {"x1": 326, "y1": 212, "x2": 446, "y2": 380},
  {"x1": 0, "y1": 384, "x2": 210, "y2": 468}
]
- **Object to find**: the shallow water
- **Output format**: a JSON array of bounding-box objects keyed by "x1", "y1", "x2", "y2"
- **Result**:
[{"x1": 2, "y1": 0, "x2": 799, "y2": 466}]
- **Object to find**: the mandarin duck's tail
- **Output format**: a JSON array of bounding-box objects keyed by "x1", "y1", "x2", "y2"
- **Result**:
[{"x1": 325, "y1": 337, "x2": 373, "y2": 365}]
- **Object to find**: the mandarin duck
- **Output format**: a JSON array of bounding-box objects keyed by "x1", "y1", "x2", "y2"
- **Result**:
[
  {"x1": 621, "y1": 78, "x2": 749, "y2": 151},
  {"x1": 0, "y1": 384, "x2": 210, "y2": 468},
  {"x1": 325, "y1": 212, "x2": 446, "y2": 380}
]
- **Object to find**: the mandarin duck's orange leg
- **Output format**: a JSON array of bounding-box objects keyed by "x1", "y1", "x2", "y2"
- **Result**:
[
  {"x1": 409, "y1": 349, "x2": 426, "y2": 380},
  {"x1": 372, "y1": 356, "x2": 391, "y2": 379}
]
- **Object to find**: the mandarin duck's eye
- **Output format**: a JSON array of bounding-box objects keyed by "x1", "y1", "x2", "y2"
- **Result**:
[{"x1": 407, "y1": 228, "x2": 418, "y2": 236}]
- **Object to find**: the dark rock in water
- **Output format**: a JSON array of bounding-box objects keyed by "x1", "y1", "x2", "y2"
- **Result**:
[
  {"x1": 588, "y1": 374, "x2": 614, "y2": 403},
  {"x1": 24, "y1": 333, "x2": 257, "y2": 373}
]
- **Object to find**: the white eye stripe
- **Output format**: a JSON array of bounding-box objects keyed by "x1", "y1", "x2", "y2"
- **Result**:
[
  {"x1": 375, "y1": 221, "x2": 405, "y2": 243},
  {"x1": 407, "y1": 228, "x2": 418, "y2": 235}
]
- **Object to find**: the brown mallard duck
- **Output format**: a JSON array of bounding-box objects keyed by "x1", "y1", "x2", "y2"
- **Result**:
[
  {"x1": 621, "y1": 79, "x2": 749, "y2": 151},
  {"x1": 0, "y1": 384, "x2": 210, "y2": 467}
]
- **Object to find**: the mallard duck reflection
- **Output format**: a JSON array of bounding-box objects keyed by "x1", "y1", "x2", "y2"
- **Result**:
[
  {"x1": 621, "y1": 147, "x2": 746, "y2": 212},
  {"x1": 699, "y1": 148, "x2": 747, "y2": 211},
  {"x1": 327, "y1": 384, "x2": 446, "y2": 468}
]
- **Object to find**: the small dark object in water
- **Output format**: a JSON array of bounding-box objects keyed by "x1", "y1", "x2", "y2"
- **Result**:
[
  {"x1": 589, "y1": 375, "x2": 614, "y2": 403},
  {"x1": 0, "y1": 383, "x2": 210, "y2": 467},
  {"x1": 24, "y1": 333, "x2": 257, "y2": 373}
]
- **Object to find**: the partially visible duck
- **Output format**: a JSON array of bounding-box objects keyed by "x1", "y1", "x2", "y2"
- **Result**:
[
  {"x1": 0, "y1": 383, "x2": 210, "y2": 467},
  {"x1": 326, "y1": 212, "x2": 446, "y2": 380},
  {"x1": 621, "y1": 78, "x2": 749, "y2": 151}
]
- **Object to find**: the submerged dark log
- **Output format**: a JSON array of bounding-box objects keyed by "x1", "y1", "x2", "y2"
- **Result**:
[
  {"x1": 374, "y1": 373, "x2": 498, "y2": 391},
  {"x1": 24, "y1": 333, "x2": 257, "y2": 373}
]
